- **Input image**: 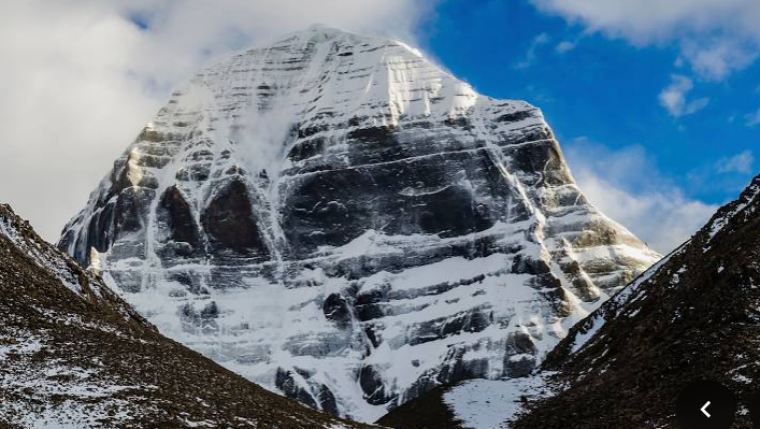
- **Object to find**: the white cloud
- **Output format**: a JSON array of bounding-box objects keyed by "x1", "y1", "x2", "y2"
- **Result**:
[
  {"x1": 681, "y1": 39, "x2": 758, "y2": 80},
  {"x1": 564, "y1": 139, "x2": 718, "y2": 254},
  {"x1": 716, "y1": 150, "x2": 754, "y2": 174},
  {"x1": 515, "y1": 32, "x2": 551, "y2": 69},
  {"x1": 0, "y1": 0, "x2": 435, "y2": 241},
  {"x1": 529, "y1": 0, "x2": 760, "y2": 79},
  {"x1": 658, "y1": 75, "x2": 710, "y2": 117}
]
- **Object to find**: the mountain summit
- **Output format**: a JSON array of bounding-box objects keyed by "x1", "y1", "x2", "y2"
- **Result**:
[{"x1": 59, "y1": 26, "x2": 659, "y2": 421}]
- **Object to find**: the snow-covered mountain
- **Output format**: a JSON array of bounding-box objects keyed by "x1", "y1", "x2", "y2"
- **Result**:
[
  {"x1": 507, "y1": 175, "x2": 760, "y2": 429},
  {"x1": 0, "y1": 203, "x2": 372, "y2": 429},
  {"x1": 59, "y1": 25, "x2": 659, "y2": 422}
]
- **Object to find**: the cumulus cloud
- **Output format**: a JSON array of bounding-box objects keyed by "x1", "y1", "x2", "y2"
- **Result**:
[
  {"x1": 0, "y1": 0, "x2": 435, "y2": 241},
  {"x1": 529, "y1": 0, "x2": 760, "y2": 79},
  {"x1": 564, "y1": 139, "x2": 718, "y2": 254},
  {"x1": 658, "y1": 75, "x2": 710, "y2": 117},
  {"x1": 680, "y1": 38, "x2": 758, "y2": 81}
]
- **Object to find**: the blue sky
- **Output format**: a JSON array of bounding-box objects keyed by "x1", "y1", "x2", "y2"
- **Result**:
[
  {"x1": 407, "y1": 0, "x2": 760, "y2": 251},
  {"x1": 1, "y1": 0, "x2": 758, "y2": 252},
  {"x1": 420, "y1": 0, "x2": 758, "y2": 204}
]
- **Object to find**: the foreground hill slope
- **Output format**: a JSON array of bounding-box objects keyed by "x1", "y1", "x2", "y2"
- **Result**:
[
  {"x1": 59, "y1": 25, "x2": 658, "y2": 420},
  {"x1": 376, "y1": 384, "x2": 464, "y2": 429},
  {"x1": 0, "y1": 204, "x2": 373, "y2": 429},
  {"x1": 511, "y1": 174, "x2": 760, "y2": 429}
]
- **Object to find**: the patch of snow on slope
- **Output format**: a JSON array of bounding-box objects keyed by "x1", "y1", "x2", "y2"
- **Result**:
[
  {"x1": 0, "y1": 330, "x2": 154, "y2": 429},
  {"x1": 444, "y1": 377, "x2": 549, "y2": 429}
]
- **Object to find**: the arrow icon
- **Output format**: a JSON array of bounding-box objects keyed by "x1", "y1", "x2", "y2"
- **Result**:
[{"x1": 701, "y1": 401, "x2": 711, "y2": 418}]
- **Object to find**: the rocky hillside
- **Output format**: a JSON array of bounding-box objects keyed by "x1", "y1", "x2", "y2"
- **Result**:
[
  {"x1": 510, "y1": 174, "x2": 760, "y2": 429},
  {"x1": 0, "y1": 203, "x2": 374, "y2": 429},
  {"x1": 58, "y1": 25, "x2": 659, "y2": 421}
]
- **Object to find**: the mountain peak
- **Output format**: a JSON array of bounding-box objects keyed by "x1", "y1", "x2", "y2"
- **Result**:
[
  {"x1": 270, "y1": 24, "x2": 421, "y2": 56},
  {"x1": 269, "y1": 24, "x2": 365, "y2": 46},
  {"x1": 191, "y1": 23, "x2": 475, "y2": 133},
  {"x1": 59, "y1": 27, "x2": 659, "y2": 421}
]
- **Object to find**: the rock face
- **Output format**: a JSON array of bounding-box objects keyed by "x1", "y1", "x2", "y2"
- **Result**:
[
  {"x1": 512, "y1": 175, "x2": 760, "y2": 429},
  {"x1": 59, "y1": 26, "x2": 659, "y2": 421},
  {"x1": 0, "y1": 203, "x2": 374, "y2": 429}
]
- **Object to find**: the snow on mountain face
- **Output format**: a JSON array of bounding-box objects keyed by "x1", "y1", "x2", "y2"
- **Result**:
[{"x1": 59, "y1": 26, "x2": 659, "y2": 421}]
